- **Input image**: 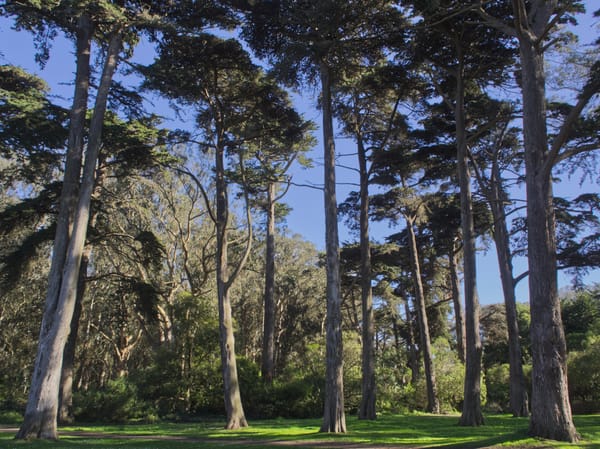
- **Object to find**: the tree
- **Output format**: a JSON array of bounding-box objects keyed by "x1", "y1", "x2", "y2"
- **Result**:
[
  {"x1": 469, "y1": 99, "x2": 529, "y2": 417},
  {"x1": 12, "y1": 5, "x2": 122, "y2": 435},
  {"x1": 143, "y1": 32, "x2": 312, "y2": 428},
  {"x1": 334, "y1": 64, "x2": 408, "y2": 419},
  {"x1": 404, "y1": 0, "x2": 517, "y2": 424},
  {"x1": 477, "y1": 1, "x2": 599, "y2": 441},
  {"x1": 242, "y1": 0, "x2": 402, "y2": 431},
  {"x1": 232, "y1": 91, "x2": 315, "y2": 383}
]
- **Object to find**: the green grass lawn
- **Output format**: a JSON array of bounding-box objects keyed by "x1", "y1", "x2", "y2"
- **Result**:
[{"x1": 0, "y1": 414, "x2": 598, "y2": 448}]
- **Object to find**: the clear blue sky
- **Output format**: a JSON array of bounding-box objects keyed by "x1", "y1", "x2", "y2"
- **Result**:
[{"x1": 1, "y1": 5, "x2": 598, "y2": 306}]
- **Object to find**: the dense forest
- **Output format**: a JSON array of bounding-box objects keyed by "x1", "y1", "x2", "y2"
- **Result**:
[{"x1": 0, "y1": 0, "x2": 599, "y2": 444}]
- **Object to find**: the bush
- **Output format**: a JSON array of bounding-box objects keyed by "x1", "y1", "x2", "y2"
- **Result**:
[
  {"x1": 484, "y1": 364, "x2": 510, "y2": 412},
  {"x1": 73, "y1": 378, "x2": 152, "y2": 423}
]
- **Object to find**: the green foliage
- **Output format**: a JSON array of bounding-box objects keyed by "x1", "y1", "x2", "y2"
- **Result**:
[
  {"x1": 484, "y1": 363, "x2": 510, "y2": 412},
  {"x1": 568, "y1": 337, "x2": 600, "y2": 403},
  {"x1": 73, "y1": 378, "x2": 152, "y2": 423},
  {"x1": 561, "y1": 286, "x2": 600, "y2": 351},
  {"x1": 418, "y1": 339, "x2": 472, "y2": 413}
]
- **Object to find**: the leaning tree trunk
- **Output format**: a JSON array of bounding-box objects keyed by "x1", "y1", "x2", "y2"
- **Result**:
[
  {"x1": 489, "y1": 160, "x2": 529, "y2": 417},
  {"x1": 357, "y1": 135, "x2": 376, "y2": 420},
  {"x1": 516, "y1": 16, "x2": 577, "y2": 441},
  {"x1": 455, "y1": 48, "x2": 484, "y2": 427},
  {"x1": 319, "y1": 61, "x2": 346, "y2": 434},
  {"x1": 448, "y1": 243, "x2": 465, "y2": 363},
  {"x1": 215, "y1": 142, "x2": 247, "y2": 430},
  {"x1": 261, "y1": 181, "x2": 277, "y2": 383},
  {"x1": 16, "y1": 23, "x2": 120, "y2": 441},
  {"x1": 58, "y1": 249, "x2": 88, "y2": 424},
  {"x1": 406, "y1": 218, "x2": 440, "y2": 414},
  {"x1": 20, "y1": 16, "x2": 92, "y2": 435}
]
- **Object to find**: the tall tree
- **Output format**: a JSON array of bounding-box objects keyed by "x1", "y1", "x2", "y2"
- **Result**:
[
  {"x1": 477, "y1": 1, "x2": 599, "y2": 441},
  {"x1": 7, "y1": 1, "x2": 125, "y2": 436},
  {"x1": 143, "y1": 33, "x2": 311, "y2": 428},
  {"x1": 239, "y1": 108, "x2": 314, "y2": 383},
  {"x1": 469, "y1": 98, "x2": 529, "y2": 417},
  {"x1": 333, "y1": 65, "x2": 407, "y2": 420},
  {"x1": 242, "y1": 0, "x2": 402, "y2": 431},
  {"x1": 405, "y1": 0, "x2": 516, "y2": 424}
]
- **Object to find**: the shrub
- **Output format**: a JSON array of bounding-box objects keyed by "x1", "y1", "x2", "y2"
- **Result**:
[{"x1": 73, "y1": 378, "x2": 151, "y2": 423}]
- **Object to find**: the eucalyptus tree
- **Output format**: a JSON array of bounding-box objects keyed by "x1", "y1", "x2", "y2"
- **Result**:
[
  {"x1": 475, "y1": 1, "x2": 599, "y2": 441},
  {"x1": 241, "y1": 0, "x2": 403, "y2": 431}
]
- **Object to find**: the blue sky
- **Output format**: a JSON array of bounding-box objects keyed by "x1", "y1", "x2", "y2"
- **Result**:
[{"x1": 1, "y1": 5, "x2": 598, "y2": 306}]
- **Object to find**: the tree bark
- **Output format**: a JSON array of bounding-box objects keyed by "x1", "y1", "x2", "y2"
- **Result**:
[
  {"x1": 357, "y1": 135, "x2": 376, "y2": 420},
  {"x1": 215, "y1": 138, "x2": 247, "y2": 430},
  {"x1": 16, "y1": 16, "x2": 93, "y2": 440},
  {"x1": 319, "y1": 61, "x2": 346, "y2": 434},
  {"x1": 406, "y1": 218, "x2": 440, "y2": 414},
  {"x1": 455, "y1": 47, "x2": 484, "y2": 427},
  {"x1": 512, "y1": 2, "x2": 577, "y2": 438},
  {"x1": 448, "y1": 244, "x2": 465, "y2": 364},
  {"x1": 261, "y1": 181, "x2": 276, "y2": 383},
  {"x1": 58, "y1": 249, "x2": 88, "y2": 424}
]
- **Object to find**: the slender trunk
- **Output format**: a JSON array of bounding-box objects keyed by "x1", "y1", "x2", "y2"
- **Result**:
[
  {"x1": 455, "y1": 47, "x2": 484, "y2": 427},
  {"x1": 401, "y1": 297, "x2": 419, "y2": 385},
  {"x1": 319, "y1": 61, "x2": 346, "y2": 433},
  {"x1": 215, "y1": 143, "x2": 247, "y2": 430},
  {"x1": 448, "y1": 244, "x2": 465, "y2": 363},
  {"x1": 516, "y1": 20, "x2": 577, "y2": 441},
  {"x1": 261, "y1": 182, "x2": 276, "y2": 383},
  {"x1": 357, "y1": 136, "x2": 376, "y2": 420},
  {"x1": 406, "y1": 218, "x2": 440, "y2": 414},
  {"x1": 489, "y1": 162, "x2": 529, "y2": 417}
]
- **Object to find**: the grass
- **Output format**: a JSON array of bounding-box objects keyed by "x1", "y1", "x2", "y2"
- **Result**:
[{"x1": 0, "y1": 413, "x2": 598, "y2": 448}]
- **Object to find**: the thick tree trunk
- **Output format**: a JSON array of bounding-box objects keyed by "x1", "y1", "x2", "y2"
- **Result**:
[
  {"x1": 319, "y1": 61, "x2": 346, "y2": 433},
  {"x1": 357, "y1": 137, "x2": 376, "y2": 420},
  {"x1": 515, "y1": 15, "x2": 577, "y2": 440},
  {"x1": 406, "y1": 218, "x2": 440, "y2": 414},
  {"x1": 455, "y1": 50, "x2": 484, "y2": 427},
  {"x1": 448, "y1": 245, "x2": 465, "y2": 363},
  {"x1": 488, "y1": 162, "x2": 529, "y2": 417},
  {"x1": 15, "y1": 17, "x2": 93, "y2": 440},
  {"x1": 215, "y1": 143, "x2": 247, "y2": 430},
  {"x1": 261, "y1": 182, "x2": 276, "y2": 383}
]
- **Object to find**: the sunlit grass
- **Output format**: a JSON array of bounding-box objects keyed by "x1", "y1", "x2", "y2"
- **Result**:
[{"x1": 1, "y1": 413, "x2": 599, "y2": 448}]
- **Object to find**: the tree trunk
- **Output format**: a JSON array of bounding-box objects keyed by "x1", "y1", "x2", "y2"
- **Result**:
[
  {"x1": 515, "y1": 11, "x2": 577, "y2": 440},
  {"x1": 448, "y1": 244, "x2": 465, "y2": 363},
  {"x1": 488, "y1": 160, "x2": 529, "y2": 417},
  {"x1": 455, "y1": 48, "x2": 484, "y2": 427},
  {"x1": 58, "y1": 250, "x2": 88, "y2": 424},
  {"x1": 357, "y1": 136, "x2": 376, "y2": 420},
  {"x1": 406, "y1": 218, "x2": 440, "y2": 414},
  {"x1": 15, "y1": 17, "x2": 94, "y2": 440},
  {"x1": 215, "y1": 141, "x2": 247, "y2": 430},
  {"x1": 261, "y1": 182, "x2": 276, "y2": 383},
  {"x1": 401, "y1": 297, "x2": 419, "y2": 385},
  {"x1": 319, "y1": 61, "x2": 346, "y2": 434}
]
